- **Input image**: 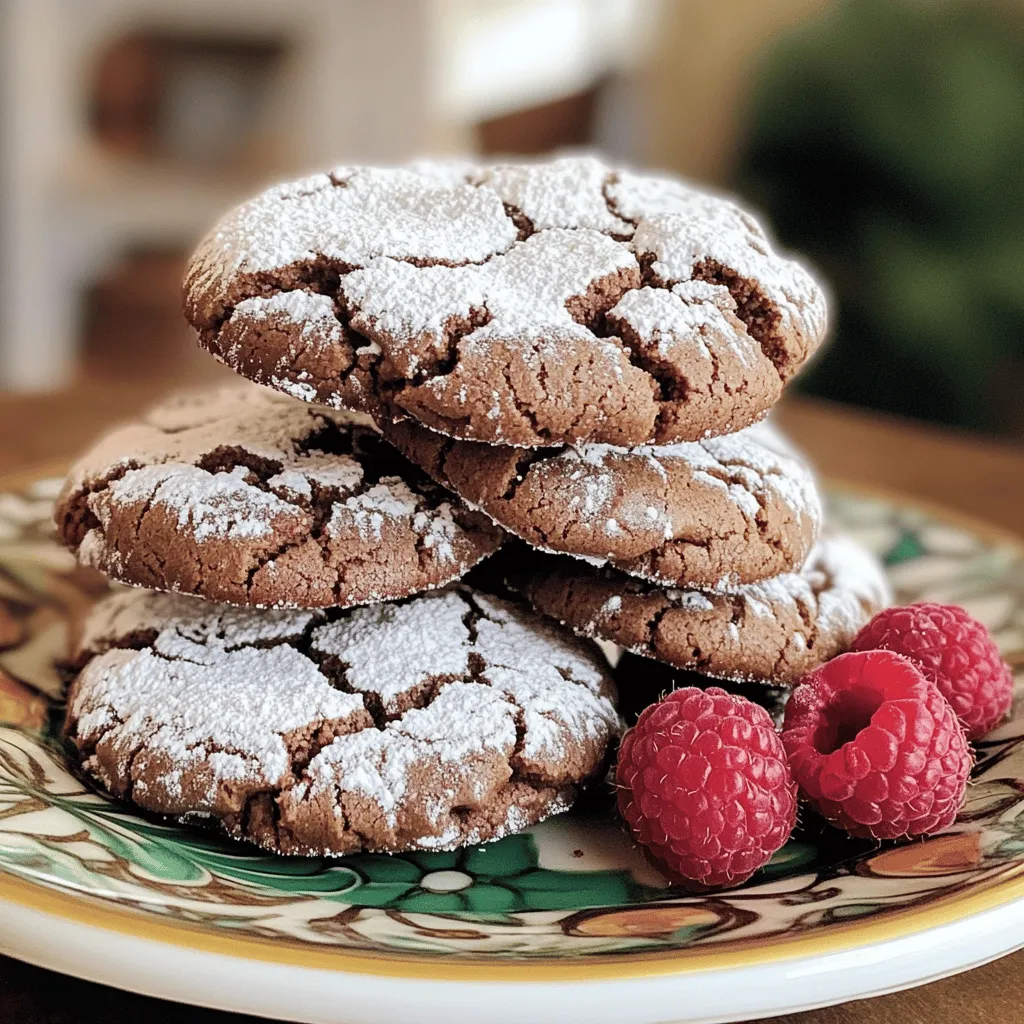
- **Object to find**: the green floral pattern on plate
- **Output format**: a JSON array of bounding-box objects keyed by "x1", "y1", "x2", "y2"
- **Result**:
[{"x1": 0, "y1": 479, "x2": 1022, "y2": 959}]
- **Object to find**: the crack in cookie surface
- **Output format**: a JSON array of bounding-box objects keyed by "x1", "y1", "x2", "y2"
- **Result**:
[
  {"x1": 55, "y1": 384, "x2": 504, "y2": 609},
  {"x1": 185, "y1": 156, "x2": 826, "y2": 447},
  {"x1": 66, "y1": 584, "x2": 619, "y2": 855}
]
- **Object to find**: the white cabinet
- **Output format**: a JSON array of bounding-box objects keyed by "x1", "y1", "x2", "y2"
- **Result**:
[{"x1": 0, "y1": 0, "x2": 656, "y2": 389}]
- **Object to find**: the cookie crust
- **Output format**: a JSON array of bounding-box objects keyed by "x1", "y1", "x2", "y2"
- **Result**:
[
  {"x1": 184, "y1": 156, "x2": 827, "y2": 447},
  {"x1": 66, "y1": 585, "x2": 620, "y2": 855},
  {"x1": 382, "y1": 417, "x2": 821, "y2": 589},
  {"x1": 55, "y1": 385, "x2": 503, "y2": 608},
  {"x1": 509, "y1": 535, "x2": 891, "y2": 685}
]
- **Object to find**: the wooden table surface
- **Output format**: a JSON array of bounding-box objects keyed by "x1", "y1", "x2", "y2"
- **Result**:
[{"x1": 2, "y1": 384, "x2": 1023, "y2": 1024}]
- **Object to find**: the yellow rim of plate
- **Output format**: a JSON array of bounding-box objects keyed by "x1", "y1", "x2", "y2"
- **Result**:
[
  {"x1": 2, "y1": 867, "x2": 1023, "y2": 982},
  {"x1": 2, "y1": 467, "x2": 1024, "y2": 982}
]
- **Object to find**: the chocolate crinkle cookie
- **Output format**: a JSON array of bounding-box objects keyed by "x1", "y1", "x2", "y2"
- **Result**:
[
  {"x1": 381, "y1": 417, "x2": 822, "y2": 589},
  {"x1": 184, "y1": 155, "x2": 827, "y2": 447},
  {"x1": 65, "y1": 585, "x2": 620, "y2": 855},
  {"x1": 508, "y1": 535, "x2": 891, "y2": 686},
  {"x1": 55, "y1": 384, "x2": 504, "y2": 608}
]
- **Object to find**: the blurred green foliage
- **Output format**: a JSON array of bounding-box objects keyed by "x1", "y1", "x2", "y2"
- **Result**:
[{"x1": 736, "y1": 0, "x2": 1024, "y2": 433}]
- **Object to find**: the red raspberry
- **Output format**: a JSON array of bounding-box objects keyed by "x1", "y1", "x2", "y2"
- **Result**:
[
  {"x1": 782, "y1": 650, "x2": 971, "y2": 840},
  {"x1": 616, "y1": 687, "x2": 797, "y2": 888},
  {"x1": 852, "y1": 602, "x2": 1013, "y2": 740}
]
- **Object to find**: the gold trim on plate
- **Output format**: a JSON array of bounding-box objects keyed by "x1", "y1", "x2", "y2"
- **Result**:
[{"x1": 2, "y1": 866, "x2": 1023, "y2": 982}]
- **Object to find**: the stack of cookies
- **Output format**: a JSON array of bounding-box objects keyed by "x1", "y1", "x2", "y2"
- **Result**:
[{"x1": 55, "y1": 155, "x2": 889, "y2": 858}]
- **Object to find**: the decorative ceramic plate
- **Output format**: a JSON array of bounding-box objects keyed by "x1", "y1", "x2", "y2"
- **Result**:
[{"x1": 1, "y1": 473, "x2": 1022, "y2": 1024}]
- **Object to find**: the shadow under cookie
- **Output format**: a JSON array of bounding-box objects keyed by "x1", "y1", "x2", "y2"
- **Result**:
[{"x1": 613, "y1": 651, "x2": 790, "y2": 726}]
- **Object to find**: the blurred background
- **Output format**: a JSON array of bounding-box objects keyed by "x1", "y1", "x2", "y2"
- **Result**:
[{"x1": 2, "y1": 0, "x2": 1024, "y2": 440}]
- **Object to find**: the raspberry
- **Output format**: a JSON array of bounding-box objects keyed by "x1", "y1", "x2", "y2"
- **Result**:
[
  {"x1": 852, "y1": 602, "x2": 1013, "y2": 740},
  {"x1": 616, "y1": 687, "x2": 797, "y2": 888},
  {"x1": 782, "y1": 651, "x2": 971, "y2": 840}
]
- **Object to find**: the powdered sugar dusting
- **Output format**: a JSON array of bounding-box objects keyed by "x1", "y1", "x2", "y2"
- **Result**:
[
  {"x1": 269, "y1": 376, "x2": 319, "y2": 403},
  {"x1": 296, "y1": 683, "x2": 517, "y2": 827},
  {"x1": 471, "y1": 592, "x2": 608, "y2": 695},
  {"x1": 503, "y1": 421, "x2": 821, "y2": 569},
  {"x1": 189, "y1": 166, "x2": 519, "y2": 292},
  {"x1": 661, "y1": 590, "x2": 715, "y2": 611},
  {"x1": 67, "y1": 384, "x2": 340, "y2": 500},
  {"x1": 529, "y1": 533, "x2": 892, "y2": 686},
  {"x1": 101, "y1": 464, "x2": 298, "y2": 542},
  {"x1": 231, "y1": 291, "x2": 348, "y2": 363},
  {"x1": 238, "y1": 289, "x2": 339, "y2": 323},
  {"x1": 469, "y1": 593, "x2": 618, "y2": 763},
  {"x1": 610, "y1": 281, "x2": 760, "y2": 369},
  {"x1": 804, "y1": 534, "x2": 893, "y2": 634},
  {"x1": 680, "y1": 535, "x2": 891, "y2": 659},
  {"x1": 70, "y1": 583, "x2": 618, "y2": 852},
  {"x1": 310, "y1": 591, "x2": 471, "y2": 714},
  {"x1": 615, "y1": 171, "x2": 827, "y2": 356},
  {"x1": 59, "y1": 383, "x2": 499, "y2": 607},
  {"x1": 602, "y1": 535, "x2": 890, "y2": 636},
  {"x1": 344, "y1": 259, "x2": 485, "y2": 370},
  {"x1": 267, "y1": 451, "x2": 364, "y2": 502},
  {"x1": 330, "y1": 478, "x2": 420, "y2": 541},
  {"x1": 473, "y1": 155, "x2": 632, "y2": 234},
  {"x1": 187, "y1": 156, "x2": 826, "y2": 447},
  {"x1": 343, "y1": 227, "x2": 637, "y2": 359},
  {"x1": 77, "y1": 587, "x2": 319, "y2": 661},
  {"x1": 416, "y1": 504, "x2": 460, "y2": 562},
  {"x1": 70, "y1": 644, "x2": 365, "y2": 810}
]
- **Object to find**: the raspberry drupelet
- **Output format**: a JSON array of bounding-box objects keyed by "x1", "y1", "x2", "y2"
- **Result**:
[
  {"x1": 782, "y1": 650, "x2": 971, "y2": 840},
  {"x1": 616, "y1": 687, "x2": 797, "y2": 888},
  {"x1": 852, "y1": 602, "x2": 1013, "y2": 741}
]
